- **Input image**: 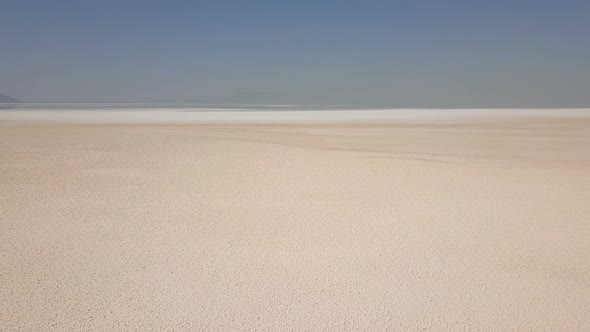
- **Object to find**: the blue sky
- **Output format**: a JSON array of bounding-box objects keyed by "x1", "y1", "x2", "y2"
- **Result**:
[{"x1": 1, "y1": 0, "x2": 589, "y2": 106}]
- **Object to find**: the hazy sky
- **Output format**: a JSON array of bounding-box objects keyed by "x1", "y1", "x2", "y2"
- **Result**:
[{"x1": 1, "y1": 0, "x2": 589, "y2": 106}]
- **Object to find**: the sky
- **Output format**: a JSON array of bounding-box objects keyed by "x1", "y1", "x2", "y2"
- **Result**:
[{"x1": 1, "y1": 0, "x2": 590, "y2": 106}]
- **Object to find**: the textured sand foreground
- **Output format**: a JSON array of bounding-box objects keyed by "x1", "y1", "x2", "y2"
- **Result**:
[{"x1": 1, "y1": 118, "x2": 590, "y2": 330}]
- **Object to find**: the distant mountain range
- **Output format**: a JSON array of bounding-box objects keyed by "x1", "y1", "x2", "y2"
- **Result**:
[{"x1": 0, "y1": 93, "x2": 19, "y2": 103}]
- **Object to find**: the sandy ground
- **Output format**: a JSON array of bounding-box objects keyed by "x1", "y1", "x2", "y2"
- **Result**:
[{"x1": 1, "y1": 117, "x2": 590, "y2": 331}]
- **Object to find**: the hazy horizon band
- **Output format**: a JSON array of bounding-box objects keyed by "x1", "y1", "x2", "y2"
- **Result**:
[{"x1": 2, "y1": 108, "x2": 589, "y2": 123}]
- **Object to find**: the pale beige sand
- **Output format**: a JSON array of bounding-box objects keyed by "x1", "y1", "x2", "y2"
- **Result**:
[{"x1": 1, "y1": 118, "x2": 590, "y2": 331}]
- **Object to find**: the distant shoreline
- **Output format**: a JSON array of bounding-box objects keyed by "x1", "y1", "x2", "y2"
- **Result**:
[
  {"x1": 3, "y1": 102, "x2": 590, "y2": 111},
  {"x1": 1, "y1": 108, "x2": 589, "y2": 123}
]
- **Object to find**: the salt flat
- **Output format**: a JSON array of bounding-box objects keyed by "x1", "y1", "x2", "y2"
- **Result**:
[
  {"x1": 1, "y1": 107, "x2": 589, "y2": 122},
  {"x1": 1, "y1": 113, "x2": 590, "y2": 330}
]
